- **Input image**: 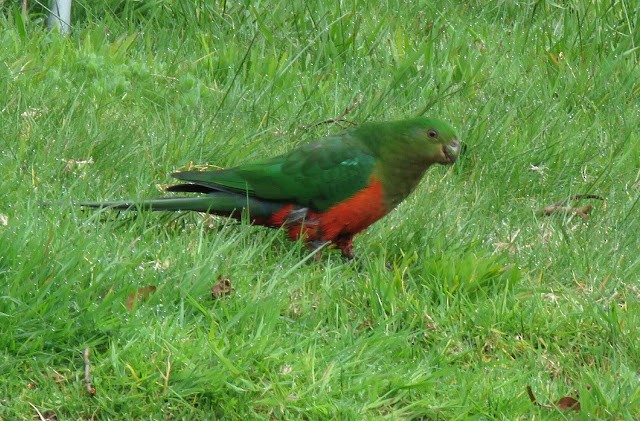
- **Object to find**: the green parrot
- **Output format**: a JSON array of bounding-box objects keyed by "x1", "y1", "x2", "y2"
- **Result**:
[{"x1": 76, "y1": 117, "x2": 461, "y2": 258}]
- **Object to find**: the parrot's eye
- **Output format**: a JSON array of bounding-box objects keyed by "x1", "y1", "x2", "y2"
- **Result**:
[{"x1": 427, "y1": 129, "x2": 438, "y2": 138}]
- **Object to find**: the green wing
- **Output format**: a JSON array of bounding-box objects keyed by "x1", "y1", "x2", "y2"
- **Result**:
[{"x1": 172, "y1": 134, "x2": 376, "y2": 211}]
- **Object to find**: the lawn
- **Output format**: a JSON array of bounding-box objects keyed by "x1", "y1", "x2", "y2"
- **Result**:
[{"x1": 1, "y1": 1, "x2": 639, "y2": 419}]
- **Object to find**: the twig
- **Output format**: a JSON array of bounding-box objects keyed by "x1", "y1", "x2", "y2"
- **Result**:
[
  {"x1": 550, "y1": 194, "x2": 604, "y2": 207},
  {"x1": 538, "y1": 194, "x2": 604, "y2": 220},
  {"x1": 526, "y1": 385, "x2": 581, "y2": 411},
  {"x1": 540, "y1": 204, "x2": 594, "y2": 220},
  {"x1": 300, "y1": 94, "x2": 363, "y2": 129},
  {"x1": 28, "y1": 402, "x2": 46, "y2": 421},
  {"x1": 83, "y1": 348, "x2": 96, "y2": 397}
]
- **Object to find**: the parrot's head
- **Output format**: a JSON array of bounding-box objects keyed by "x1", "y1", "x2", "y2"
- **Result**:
[{"x1": 411, "y1": 117, "x2": 462, "y2": 165}]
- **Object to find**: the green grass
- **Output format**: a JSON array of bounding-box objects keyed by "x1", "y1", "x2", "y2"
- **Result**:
[{"x1": 1, "y1": 0, "x2": 639, "y2": 419}]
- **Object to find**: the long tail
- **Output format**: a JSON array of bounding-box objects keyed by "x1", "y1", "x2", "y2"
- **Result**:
[
  {"x1": 74, "y1": 196, "x2": 220, "y2": 212},
  {"x1": 68, "y1": 192, "x2": 288, "y2": 219}
]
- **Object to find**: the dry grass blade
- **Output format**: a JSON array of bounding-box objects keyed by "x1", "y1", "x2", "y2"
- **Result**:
[
  {"x1": 300, "y1": 94, "x2": 363, "y2": 129},
  {"x1": 29, "y1": 402, "x2": 57, "y2": 420},
  {"x1": 83, "y1": 348, "x2": 96, "y2": 397}
]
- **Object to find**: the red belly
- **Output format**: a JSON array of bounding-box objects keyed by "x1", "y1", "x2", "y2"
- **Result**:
[{"x1": 280, "y1": 177, "x2": 387, "y2": 244}]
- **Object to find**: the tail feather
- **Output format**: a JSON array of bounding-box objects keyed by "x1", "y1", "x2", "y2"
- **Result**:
[
  {"x1": 165, "y1": 183, "x2": 218, "y2": 194},
  {"x1": 74, "y1": 196, "x2": 217, "y2": 212},
  {"x1": 71, "y1": 192, "x2": 290, "y2": 219}
]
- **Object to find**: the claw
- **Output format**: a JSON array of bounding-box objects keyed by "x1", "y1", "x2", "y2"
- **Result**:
[{"x1": 334, "y1": 235, "x2": 355, "y2": 260}]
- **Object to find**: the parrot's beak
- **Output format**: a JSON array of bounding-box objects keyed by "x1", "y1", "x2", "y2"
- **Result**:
[{"x1": 442, "y1": 139, "x2": 461, "y2": 164}]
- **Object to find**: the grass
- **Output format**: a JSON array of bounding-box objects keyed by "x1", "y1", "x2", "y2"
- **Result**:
[{"x1": 1, "y1": 0, "x2": 639, "y2": 418}]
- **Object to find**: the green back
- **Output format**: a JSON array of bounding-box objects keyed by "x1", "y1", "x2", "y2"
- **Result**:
[{"x1": 173, "y1": 134, "x2": 376, "y2": 211}]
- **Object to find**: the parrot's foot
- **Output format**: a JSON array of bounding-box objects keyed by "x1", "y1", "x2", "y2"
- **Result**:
[
  {"x1": 306, "y1": 236, "x2": 355, "y2": 261},
  {"x1": 334, "y1": 236, "x2": 355, "y2": 260}
]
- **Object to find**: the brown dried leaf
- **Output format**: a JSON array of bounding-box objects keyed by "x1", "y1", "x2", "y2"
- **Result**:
[
  {"x1": 555, "y1": 396, "x2": 580, "y2": 411},
  {"x1": 211, "y1": 275, "x2": 233, "y2": 299},
  {"x1": 126, "y1": 286, "x2": 157, "y2": 310}
]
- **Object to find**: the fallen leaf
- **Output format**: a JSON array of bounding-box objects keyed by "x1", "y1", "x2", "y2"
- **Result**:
[
  {"x1": 126, "y1": 286, "x2": 157, "y2": 310},
  {"x1": 556, "y1": 396, "x2": 580, "y2": 411},
  {"x1": 211, "y1": 276, "x2": 233, "y2": 299},
  {"x1": 0, "y1": 214, "x2": 7, "y2": 226}
]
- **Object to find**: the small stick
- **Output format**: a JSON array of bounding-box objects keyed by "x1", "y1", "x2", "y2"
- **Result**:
[
  {"x1": 538, "y1": 194, "x2": 604, "y2": 220},
  {"x1": 550, "y1": 194, "x2": 604, "y2": 207},
  {"x1": 301, "y1": 95, "x2": 363, "y2": 129},
  {"x1": 540, "y1": 204, "x2": 593, "y2": 220},
  {"x1": 28, "y1": 402, "x2": 46, "y2": 421},
  {"x1": 83, "y1": 348, "x2": 96, "y2": 397}
]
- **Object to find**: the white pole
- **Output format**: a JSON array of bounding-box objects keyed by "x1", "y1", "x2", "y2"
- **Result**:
[{"x1": 47, "y1": 0, "x2": 72, "y2": 35}]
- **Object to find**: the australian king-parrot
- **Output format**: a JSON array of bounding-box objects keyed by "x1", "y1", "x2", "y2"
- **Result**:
[{"x1": 76, "y1": 117, "x2": 461, "y2": 258}]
